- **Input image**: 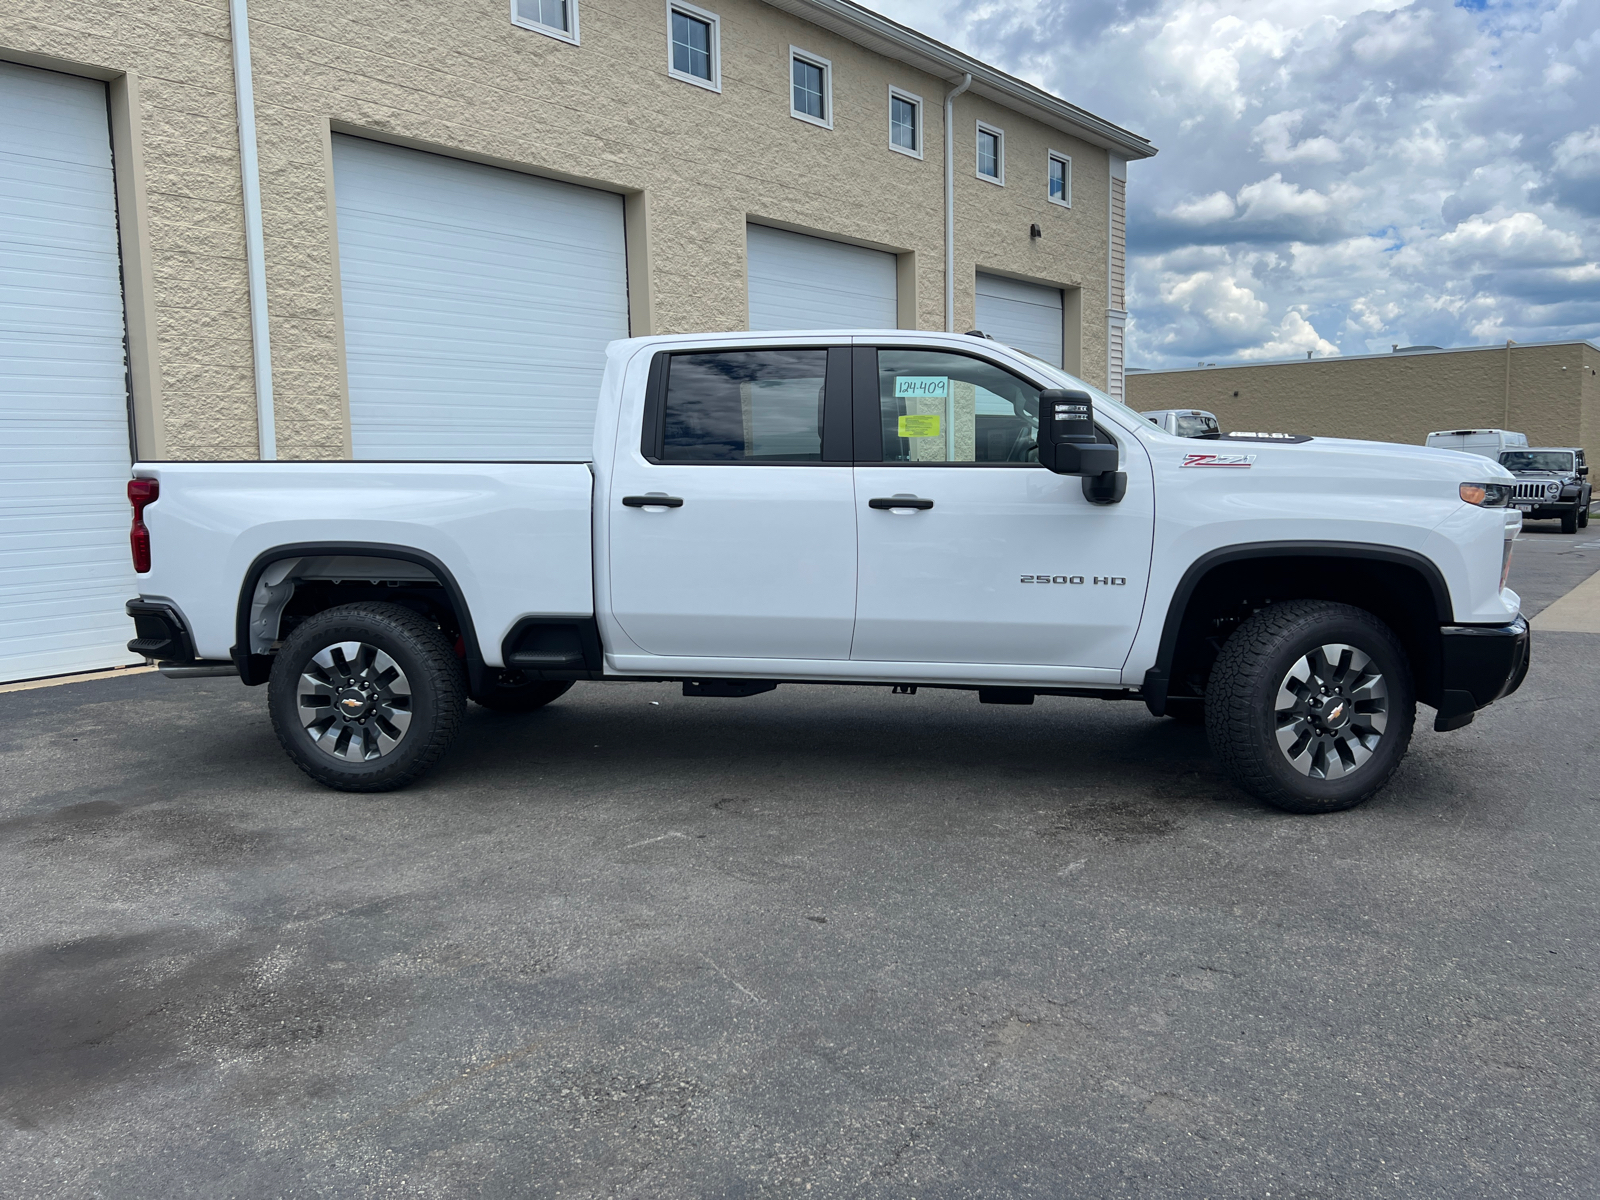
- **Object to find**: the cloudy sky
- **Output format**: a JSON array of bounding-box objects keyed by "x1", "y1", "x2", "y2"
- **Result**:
[{"x1": 870, "y1": 0, "x2": 1600, "y2": 370}]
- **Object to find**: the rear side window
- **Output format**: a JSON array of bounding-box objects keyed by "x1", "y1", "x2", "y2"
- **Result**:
[{"x1": 660, "y1": 350, "x2": 827, "y2": 462}]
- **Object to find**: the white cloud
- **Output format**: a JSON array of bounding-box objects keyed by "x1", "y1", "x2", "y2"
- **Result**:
[
  {"x1": 1236, "y1": 173, "x2": 1338, "y2": 220},
  {"x1": 1168, "y1": 191, "x2": 1237, "y2": 223},
  {"x1": 1253, "y1": 110, "x2": 1344, "y2": 164},
  {"x1": 1435, "y1": 212, "x2": 1584, "y2": 265},
  {"x1": 1552, "y1": 126, "x2": 1600, "y2": 177},
  {"x1": 1237, "y1": 309, "x2": 1340, "y2": 359}
]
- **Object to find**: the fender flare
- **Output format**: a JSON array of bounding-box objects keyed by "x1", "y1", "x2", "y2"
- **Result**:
[
  {"x1": 231, "y1": 541, "x2": 486, "y2": 691},
  {"x1": 1141, "y1": 540, "x2": 1454, "y2": 715}
]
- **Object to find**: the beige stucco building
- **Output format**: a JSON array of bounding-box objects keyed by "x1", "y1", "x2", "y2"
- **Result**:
[
  {"x1": 1127, "y1": 340, "x2": 1600, "y2": 457},
  {"x1": 1, "y1": 0, "x2": 1153, "y2": 464}
]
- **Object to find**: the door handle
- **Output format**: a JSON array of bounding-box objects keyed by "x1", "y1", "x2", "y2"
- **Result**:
[
  {"x1": 622, "y1": 495, "x2": 684, "y2": 508},
  {"x1": 869, "y1": 496, "x2": 934, "y2": 510}
]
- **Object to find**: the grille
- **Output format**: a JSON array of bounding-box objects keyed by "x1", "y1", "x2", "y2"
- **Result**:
[{"x1": 1513, "y1": 481, "x2": 1560, "y2": 502}]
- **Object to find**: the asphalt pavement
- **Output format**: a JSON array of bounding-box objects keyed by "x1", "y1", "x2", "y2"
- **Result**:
[{"x1": 2, "y1": 538, "x2": 1597, "y2": 1199}]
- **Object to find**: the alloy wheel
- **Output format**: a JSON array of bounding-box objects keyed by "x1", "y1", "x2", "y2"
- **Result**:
[
  {"x1": 1273, "y1": 642, "x2": 1388, "y2": 780},
  {"x1": 297, "y1": 640, "x2": 413, "y2": 761}
]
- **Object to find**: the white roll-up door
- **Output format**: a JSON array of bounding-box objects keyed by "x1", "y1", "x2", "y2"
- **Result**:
[
  {"x1": 332, "y1": 136, "x2": 629, "y2": 461},
  {"x1": 0, "y1": 63, "x2": 140, "y2": 683},
  {"x1": 975, "y1": 272, "x2": 1063, "y2": 367},
  {"x1": 747, "y1": 224, "x2": 898, "y2": 331}
]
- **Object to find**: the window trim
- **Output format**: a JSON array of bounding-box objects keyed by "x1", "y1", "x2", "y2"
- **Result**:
[
  {"x1": 1047, "y1": 151, "x2": 1072, "y2": 208},
  {"x1": 789, "y1": 47, "x2": 833, "y2": 129},
  {"x1": 510, "y1": 0, "x2": 579, "y2": 44},
  {"x1": 666, "y1": 1, "x2": 721, "y2": 93},
  {"x1": 887, "y1": 86, "x2": 923, "y2": 159},
  {"x1": 976, "y1": 121, "x2": 1005, "y2": 185}
]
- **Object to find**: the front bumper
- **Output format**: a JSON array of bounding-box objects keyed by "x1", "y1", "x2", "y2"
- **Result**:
[{"x1": 1433, "y1": 616, "x2": 1531, "y2": 731}]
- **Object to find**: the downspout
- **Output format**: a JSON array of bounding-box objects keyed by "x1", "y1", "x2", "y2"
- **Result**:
[
  {"x1": 230, "y1": 0, "x2": 277, "y2": 459},
  {"x1": 943, "y1": 72, "x2": 972, "y2": 334}
]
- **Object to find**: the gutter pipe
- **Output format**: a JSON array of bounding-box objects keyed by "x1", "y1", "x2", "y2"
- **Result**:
[
  {"x1": 944, "y1": 72, "x2": 971, "y2": 334},
  {"x1": 229, "y1": 0, "x2": 277, "y2": 460}
]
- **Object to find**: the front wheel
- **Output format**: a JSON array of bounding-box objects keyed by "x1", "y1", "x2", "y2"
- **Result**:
[
  {"x1": 1579, "y1": 501, "x2": 1590, "y2": 529},
  {"x1": 268, "y1": 602, "x2": 466, "y2": 792},
  {"x1": 1205, "y1": 600, "x2": 1415, "y2": 814},
  {"x1": 1562, "y1": 505, "x2": 1580, "y2": 534}
]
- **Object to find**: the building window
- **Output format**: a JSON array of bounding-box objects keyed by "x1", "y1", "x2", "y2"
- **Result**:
[
  {"x1": 668, "y1": 3, "x2": 719, "y2": 91},
  {"x1": 976, "y1": 122, "x2": 1003, "y2": 184},
  {"x1": 1048, "y1": 152, "x2": 1071, "y2": 207},
  {"x1": 790, "y1": 48, "x2": 832, "y2": 128},
  {"x1": 511, "y1": 0, "x2": 578, "y2": 44},
  {"x1": 889, "y1": 87, "x2": 922, "y2": 158}
]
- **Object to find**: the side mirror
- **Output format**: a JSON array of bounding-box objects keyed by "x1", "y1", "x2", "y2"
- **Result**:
[
  {"x1": 1579, "y1": 465, "x2": 1589, "y2": 477},
  {"x1": 1037, "y1": 387, "x2": 1125, "y2": 504}
]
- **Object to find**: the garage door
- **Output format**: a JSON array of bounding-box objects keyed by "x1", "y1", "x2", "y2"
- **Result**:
[
  {"x1": 332, "y1": 136, "x2": 630, "y2": 461},
  {"x1": 0, "y1": 63, "x2": 139, "y2": 683},
  {"x1": 975, "y1": 272, "x2": 1063, "y2": 367},
  {"x1": 747, "y1": 224, "x2": 898, "y2": 331}
]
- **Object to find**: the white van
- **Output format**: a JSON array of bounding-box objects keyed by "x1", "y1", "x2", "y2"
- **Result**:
[{"x1": 1426, "y1": 429, "x2": 1529, "y2": 459}]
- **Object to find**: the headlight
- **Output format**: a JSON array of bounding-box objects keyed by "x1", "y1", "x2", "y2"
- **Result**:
[{"x1": 1460, "y1": 482, "x2": 1512, "y2": 507}]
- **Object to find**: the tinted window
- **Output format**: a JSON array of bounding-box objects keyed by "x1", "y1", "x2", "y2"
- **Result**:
[
  {"x1": 661, "y1": 350, "x2": 826, "y2": 462},
  {"x1": 874, "y1": 349, "x2": 1041, "y2": 464},
  {"x1": 1500, "y1": 451, "x2": 1575, "y2": 472}
]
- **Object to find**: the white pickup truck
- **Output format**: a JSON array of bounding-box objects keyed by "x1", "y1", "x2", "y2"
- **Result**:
[{"x1": 126, "y1": 330, "x2": 1529, "y2": 814}]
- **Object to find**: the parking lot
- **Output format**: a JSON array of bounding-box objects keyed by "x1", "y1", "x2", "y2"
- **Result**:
[{"x1": 2, "y1": 526, "x2": 1598, "y2": 1198}]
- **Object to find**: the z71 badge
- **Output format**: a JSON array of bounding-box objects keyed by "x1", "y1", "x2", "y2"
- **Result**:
[{"x1": 1183, "y1": 453, "x2": 1256, "y2": 468}]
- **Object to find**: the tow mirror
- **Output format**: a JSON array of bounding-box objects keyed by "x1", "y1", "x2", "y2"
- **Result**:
[{"x1": 1037, "y1": 388, "x2": 1125, "y2": 504}]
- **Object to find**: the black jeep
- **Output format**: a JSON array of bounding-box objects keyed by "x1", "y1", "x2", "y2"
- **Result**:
[{"x1": 1498, "y1": 447, "x2": 1592, "y2": 533}]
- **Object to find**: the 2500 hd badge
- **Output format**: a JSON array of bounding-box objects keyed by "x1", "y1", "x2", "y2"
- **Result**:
[{"x1": 1020, "y1": 575, "x2": 1128, "y2": 585}]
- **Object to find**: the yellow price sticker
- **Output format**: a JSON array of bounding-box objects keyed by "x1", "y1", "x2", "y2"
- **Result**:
[{"x1": 898, "y1": 414, "x2": 942, "y2": 438}]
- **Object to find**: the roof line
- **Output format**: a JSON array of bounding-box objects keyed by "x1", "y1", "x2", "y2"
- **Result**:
[
  {"x1": 760, "y1": 0, "x2": 1157, "y2": 160},
  {"x1": 1130, "y1": 337, "x2": 1600, "y2": 374}
]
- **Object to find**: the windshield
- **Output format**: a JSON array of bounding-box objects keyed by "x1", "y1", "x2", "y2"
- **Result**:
[{"x1": 1499, "y1": 450, "x2": 1574, "y2": 473}]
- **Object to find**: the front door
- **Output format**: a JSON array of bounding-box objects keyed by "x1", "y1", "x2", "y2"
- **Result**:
[
  {"x1": 606, "y1": 346, "x2": 857, "y2": 660},
  {"x1": 850, "y1": 347, "x2": 1154, "y2": 670}
]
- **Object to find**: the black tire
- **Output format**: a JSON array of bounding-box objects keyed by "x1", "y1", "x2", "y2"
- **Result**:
[
  {"x1": 1580, "y1": 502, "x2": 1590, "y2": 529},
  {"x1": 268, "y1": 602, "x2": 465, "y2": 792},
  {"x1": 471, "y1": 674, "x2": 573, "y2": 712},
  {"x1": 1562, "y1": 505, "x2": 1580, "y2": 534},
  {"x1": 1163, "y1": 698, "x2": 1206, "y2": 725},
  {"x1": 1204, "y1": 600, "x2": 1415, "y2": 814}
]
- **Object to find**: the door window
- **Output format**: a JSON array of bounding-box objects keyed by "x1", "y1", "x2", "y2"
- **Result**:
[
  {"x1": 661, "y1": 350, "x2": 827, "y2": 462},
  {"x1": 873, "y1": 349, "x2": 1041, "y2": 464}
]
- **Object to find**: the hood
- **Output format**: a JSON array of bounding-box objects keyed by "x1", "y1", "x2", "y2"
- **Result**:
[{"x1": 1300, "y1": 437, "x2": 1518, "y2": 481}]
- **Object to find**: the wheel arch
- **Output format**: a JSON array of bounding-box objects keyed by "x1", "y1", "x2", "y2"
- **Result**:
[
  {"x1": 1143, "y1": 542, "x2": 1453, "y2": 716},
  {"x1": 232, "y1": 541, "x2": 486, "y2": 692}
]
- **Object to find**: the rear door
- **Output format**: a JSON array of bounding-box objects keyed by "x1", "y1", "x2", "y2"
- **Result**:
[
  {"x1": 605, "y1": 343, "x2": 858, "y2": 660},
  {"x1": 849, "y1": 343, "x2": 1154, "y2": 671}
]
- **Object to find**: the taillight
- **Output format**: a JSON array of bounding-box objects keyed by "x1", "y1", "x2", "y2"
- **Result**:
[{"x1": 129, "y1": 478, "x2": 158, "y2": 573}]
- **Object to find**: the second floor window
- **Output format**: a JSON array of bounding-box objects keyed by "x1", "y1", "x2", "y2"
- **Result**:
[
  {"x1": 669, "y1": 5, "x2": 718, "y2": 89},
  {"x1": 512, "y1": 0, "x2": 576, "y2": 42},
  {"x1": 890, "y1": 91, "x2": 921, "y2": 156},
  {"x1": 791, "y1": 50, "x2": 831, "y2": 127},
  {"x1": 977, "y1": 124, "x2": 1003, "y2": 183}
]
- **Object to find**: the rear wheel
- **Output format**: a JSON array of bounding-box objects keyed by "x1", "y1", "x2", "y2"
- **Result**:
[
  {"x1": 268, "y1": 602, "x2": 465, "y2": 792},
  {"x1": 1205, "y1": 600, "x2": 1415, "y2": 814},
  {"x1": 471, "y1": 673, "x2": 573, "y2": 712}
]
